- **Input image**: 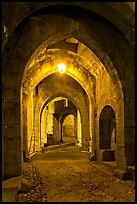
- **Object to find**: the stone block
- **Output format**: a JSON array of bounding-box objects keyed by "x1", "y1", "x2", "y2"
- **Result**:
[
  {"x1": 3, "y1": 100, "x2": 20, "y2": 126},
  {"x1": 6, "y1": 149, "x2": 18, "y2": 164},
  {"x1": 125, "y1": 143, "x2": 135, "y2": 166},
  {"x1": 2, "y1": 175, "x2": 21, "y2": 202},
  {"x1": 5, "y1": 162, "x2": 21, "y2": 179},
  {"x1": 3, "y1": 126, "x2": 20, "y2": 140},
  {"x1": 102, "y1": 149, "x2": 115, "y2": 161},
  {"x1": 3, "y1": 73, "x2": 21, "y2": 89},
  {"x1": 113, "y1": 167, "x2": 135, "y2": 180},
  {"x1": 98, "y1": 149, "x2": 115, "y2": 161},
  {"x1": 18, "y1": 178, "x2": 31, "y2": 193},
  {"x1": 3, "y1": 88, "x2": 20, "y2": 100}
]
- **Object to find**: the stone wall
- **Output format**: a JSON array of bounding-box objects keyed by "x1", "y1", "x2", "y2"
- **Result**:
[{"x1": 62, "y1": 115, "x2": 76, "y2": 143}]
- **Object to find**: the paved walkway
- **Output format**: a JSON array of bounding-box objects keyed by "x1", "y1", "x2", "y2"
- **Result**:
[{"x1": 18, "y1": 146, "x2": 135, "y2": 202}]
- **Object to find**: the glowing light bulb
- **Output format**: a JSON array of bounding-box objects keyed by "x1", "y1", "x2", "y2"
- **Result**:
[{"x1": 57, "y1": 63, "x2": 66, "y2": 73}]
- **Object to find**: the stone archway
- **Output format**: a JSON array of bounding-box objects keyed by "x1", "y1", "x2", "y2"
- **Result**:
[
  {"x1": 2, "y1": 3, "x2": 134, "y2": 180},
  {"x1": 99, "y1": 105, "x2": 116, "y2": 150},
  {"x1": 21, "y1": 71, "x2": 91, "y2": 158},
  {"x1": 37, "y1": 89, "x2": 89, "y2": 153},
  {"x1": 98, "y1": 105, "x2": 116, "y2": 162}
]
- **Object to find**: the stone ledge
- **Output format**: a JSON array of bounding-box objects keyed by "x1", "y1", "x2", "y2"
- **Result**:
[
  {"x1": 98, "y1": 149, "x2": 115, "y2": 161},
  {"x1": 2, "y1": 175, "x2": 21, "y2": 189},
  {"x1": 2, "y1": 175, "x2": 21, "y2": 202},
  {"x1": 42, "y1": 142, "x2": 75, "y2": 152}
]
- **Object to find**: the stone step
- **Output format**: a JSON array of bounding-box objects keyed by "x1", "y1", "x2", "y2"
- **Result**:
[{"x1": 42, "y1": 142, "x2": 75, "y2": 152}]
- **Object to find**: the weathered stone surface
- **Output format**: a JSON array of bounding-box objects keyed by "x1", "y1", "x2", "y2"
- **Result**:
[
  {"x1": 18, "y1": 178, "x2": 31, "y2": 193},
  {"x1": 18, "y1": 147, "x2": 135, "y2": 202},
  {"x1": 102, "y1": 150, "x2": 115, "y2": 161},
  {"x1": 2, "y1": 175, "x2": 21, "y2": 202},
  {"x1": 113, "y1": 168, "x2": 135, "y2": 180}
]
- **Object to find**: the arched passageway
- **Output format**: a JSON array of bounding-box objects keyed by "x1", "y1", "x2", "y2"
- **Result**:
[
  {"x1": 99, "y1": 105, "x2": 116, "y2": 162},
  {"x1": 99, "y1": 105, "x2": 116, "y2": 150},
  {"x1": 26, "y1": 72, "x2": 90, "y2": 158},
  {"x1": 39, "y1": 97, "x2": 78, "y2": 147},
  {"x1": 2, "y1": 3, "x2": 135, "y2": 202}
]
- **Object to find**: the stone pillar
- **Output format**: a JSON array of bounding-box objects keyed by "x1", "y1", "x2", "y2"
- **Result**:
[
  {"x1": 115, "y1": 101, "x2": 126, "y2": 171},
  {"x1": 74, "y1": 115, "x2": 77, "y2": 145},
  {"x1": 45, "y1": 112, "x2": 48, "y2": 145},
  {"x1": 47, "y1": 113, "x2": 53, "y2": 134},
  {"x1": 81, "y1": 109, "x2": 90, "y2": 151},
  {"x1": 115, "y1": 124, "x2": 126, "y2": 170},
  {"x1": 53, "y1": 116, "x2": 59, "y2": 144},
  {"x1": 89, "y1": 103, "x2": 95, "y2": 153},
  {"x1": 95, "y1": 115, "x2": 100, "y2": 161},
  {"x1": 77, "y1": 110, "x2": 82, "y2": 147},
  {"x1": 27, "y1": 92, "x2": 33, "y2": 155},
  {"x1": 3, "y1": 98, "x2": 22, "y2": 178},
  {"x1": 41, "y1": 107, "x2": 47, "y2": 146},
  {"x1": 22, "y1": 96, "x2": 29, "y2": 158},
  {"x1": 124, "y1": 97, "x2": 135, "y2": 166},
  {"x1": 2, "y1": 129, "x2": 4, "y2": 180},
  {"x1": 60, "y1": 122, "x2": 63, "y2": 142},
  {"x1": 34, "y1": 99, "x2": 40, "y2": 152},
  {"x1": 58, "y1": 120, "x2": 61, "y2": 142},
  {"x1": 111, "y1": 119, "x2": 116, "y2": 150},
  {"x1": 47, "y1": 103, "x2": 54, "y2": 144}
]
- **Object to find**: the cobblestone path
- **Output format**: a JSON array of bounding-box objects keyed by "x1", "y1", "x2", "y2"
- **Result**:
[{"x1": 18, "y1": 146, "x2": 135, "y2": 202}]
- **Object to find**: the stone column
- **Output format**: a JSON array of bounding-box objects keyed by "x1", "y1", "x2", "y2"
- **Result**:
[
  {"x1": 111, "y1": 118, "x2": 116, "y2": 150},
  {"x1": 89, "y1": 102, "x2": 95, "y2": 154},
  {"x1": 47, "y1": 103, "x2": 54, "y2": 144},
  {"x1": 53, "y1": 116, "x2": 59, "y2": 143},
  {"x1": 22, "y1": 96, "x2": 29, "y2": 158},
  {"x1": 47, "y1": 113, "x2": 53, "y2": 134},
  {"x1": 3, "y1": 98, "x2": 22, "y2": 178},
  {"x1": 74, "y1": 115, "x2": 77, "y2": 145},
  {"x1": 2, "y1": 129, "x2": 4, "y2": 180},
  {"x1": 41, "y1": 107, "x2": 47, "y2": 146},
  {"x1": 57, "y1": 119, "x2": 60, "y2": 143},
  {"x1": 27, "y1": 92, "x2": 33, "y2": 155},
  {"x1": 115, "y1": 100, "x2": 126, "y2": 171},
  {"x1": 77, "y1": 110, "x2": 82, "y2": 147},
  {"x1": 34, "y1": 97, "x2": 40, "y2": 152},
  {"x1": 124, "y1": 96, "x2": 135, "y2": 166},
  {"x1": 95, "y1": 115, "x2": 100, "y2": 161}
]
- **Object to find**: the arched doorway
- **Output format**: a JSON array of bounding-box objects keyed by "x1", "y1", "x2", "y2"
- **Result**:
[
  {"x1": 39, "y1": 97, "x2": 79, "y2": 148},
  {"x1": 99, "y1": 105, "x2": 116, "y2": 161}
]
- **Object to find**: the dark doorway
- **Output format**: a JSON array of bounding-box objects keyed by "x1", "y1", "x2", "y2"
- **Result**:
[{"x1": 99, "y1": 105, "x2": 116, "y2": 150}]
